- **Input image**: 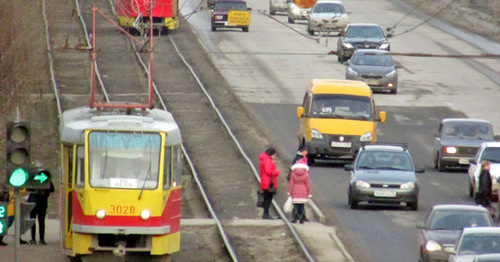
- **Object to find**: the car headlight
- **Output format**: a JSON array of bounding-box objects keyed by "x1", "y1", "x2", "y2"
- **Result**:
[
  {"x1": 400, "y1": 181, "x2": 415, "y2": 189},
  {"x1": 311, "y1": 129, "x2": 323, "y2": 139},
  {"x1": 444, "y1": 146, "x2": 457, "y2": 154},
  {"x1": 379, "y1": 43, "x2": 390, "y2": 50},
  {"x1": 355, "y1": 180, "x2": 370, "y2": 188},
  {"x1": 360, "y1": 132, "x2": 372, "y2": 142},
  {"x1": 96, "y1": 209, "x2": 106, "y2": 220},
  {"x1": 343, "y1": 43, "x2": 354, "y2": 49},
  {"x1": 347, "y1": 67, "x2": 359, "y2": 76},
  {"x1": 140, "y1": 210, "x2": 152, "y2": 220},
  {"x1": 216, "y1": 15, "x2": 223, "y2": 19},
  {"x1": 425, "y1": 240, "x2": 442, "y2": 252},
  {"x1": 385, "y1": 70, "x2": 396, "y2": 78}
]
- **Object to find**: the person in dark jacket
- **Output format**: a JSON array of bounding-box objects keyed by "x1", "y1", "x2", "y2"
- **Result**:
[
  {"x1": 28, "y1": 181, "x2": 55, "y2": 245},
  {"x1": 475, "y1": 160, "x2": 492, "y2": 209},
  {"x1": 259, "y1": 147, "x2": 280, "y2": 219},
  {"x1": 288, "y1": 162, "x2": 311, "y2": 223}
]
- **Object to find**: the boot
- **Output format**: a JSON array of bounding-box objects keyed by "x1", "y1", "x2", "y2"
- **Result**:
[
  {"x1": 299, "y1": 214, "x2": 305, "y2": 224},
  {"x1": 291, "y1": 213, "x2": 298, "y2": 223}
]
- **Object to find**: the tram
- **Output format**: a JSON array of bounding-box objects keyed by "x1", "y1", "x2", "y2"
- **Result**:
[
  {"x1": 115, "y1": 0, "x2": 179, "y2": 32},
  {"x1": 59, "y1": 106, "x2": 183, "y2": 256}
]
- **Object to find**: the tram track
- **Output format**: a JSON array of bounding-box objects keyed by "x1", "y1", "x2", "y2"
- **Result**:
[{"x1": 43, "y1": 0, "x2": 316, "y2": 261}]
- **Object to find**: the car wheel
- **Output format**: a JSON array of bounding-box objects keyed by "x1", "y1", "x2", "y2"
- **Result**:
[
  {"x1": 348, "y1": 192, "x2": 357, "y2": 209},
  {"x1": 307, "y1": 154, "x2": 315, "y2": 166},
  {"x1": 269, "y1": 6, "x2": 276, "y2": 15},
  {"x1": 243, "y1": 27, "x2": 249, "y2": 32},
  {"x1": 211, "y1": 26, "x2": 216, "y2": 32},
  {"x1": 288, "y1": 17, "x2": 294, "y2": 24},
  {"x1": 308, "y1": 28, "x2": 314, "y2": 36},
  {"x1": 390, "y1": 89, "x2": 397, "y2": 94},
  {"x1": 437, "y1": 157, "x2": 446, "y2": 172},
  {"x1": 469, "y1": 182, "x2": 474, "y2": 198},
  {"x1": 408, "y1": 199, "x2": 418, "y2": 211}
]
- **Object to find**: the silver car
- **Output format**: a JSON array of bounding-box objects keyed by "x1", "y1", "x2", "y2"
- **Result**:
[
  {"x1": 345, "y1": 49, "x2": 398, "y2": 94},
  {"x1": 269, "y1": 0, "x2": 288, "y2": 15},
  {"x1": 287, "y1": 1, "x2": 313, "y2": 23},
  {"x1": 306, "y1": 0, "x2": 349, "y2": 36},
  {"x1": 447, "y1": 227, "x2": 500, "y2": 262}
]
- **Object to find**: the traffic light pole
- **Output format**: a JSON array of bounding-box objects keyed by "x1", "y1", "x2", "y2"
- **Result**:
[{"x1": 14, "y1": 188, "x2": 20, "y2": 262}]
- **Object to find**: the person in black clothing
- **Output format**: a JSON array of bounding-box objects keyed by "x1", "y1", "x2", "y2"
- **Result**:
[
  {"x1": 28, "y1": 181, "x2": 55, "y2": 245},
  {"x1": 475, "y1": 161, "x2": 492, "y2": 209}
]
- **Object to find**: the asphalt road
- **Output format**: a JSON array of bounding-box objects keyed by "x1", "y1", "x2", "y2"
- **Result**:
[{"x1": 179, "y1": 0, "x2": 500, "y2": 261}]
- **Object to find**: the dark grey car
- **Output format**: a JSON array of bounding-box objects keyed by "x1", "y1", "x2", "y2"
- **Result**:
[
  {"x1": 433, "y1": 118, "x2": 495, "y2": 172},
  {"x1": 417, "y1": 204, "x2": 494, "y2": 262},
  {"x1": 345, "y1": 49, "x2": 399, "y2": 94},
  {"x1": 336, "y1": 23, "x2": 392, "y2": 63},
  {"x1": 345, "y1": 144, "x2": 424, "y2": 210}
]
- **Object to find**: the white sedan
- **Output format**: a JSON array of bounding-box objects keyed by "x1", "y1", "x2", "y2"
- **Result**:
[{"x1": 468, "y1": 142, "x2": 500, "y2": 201}]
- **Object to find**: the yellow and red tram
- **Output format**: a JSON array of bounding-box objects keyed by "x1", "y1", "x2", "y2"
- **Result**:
[
  {"x1": 59, "y1": 106, "x2": 183, "y2": 257},
  {"x1": 115, "y1": 0, "x2": 179, "y2": 32}
]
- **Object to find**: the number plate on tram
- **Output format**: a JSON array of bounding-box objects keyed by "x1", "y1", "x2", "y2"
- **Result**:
[{"x1": 374, "y1": 190, "x2": 396, "y2": 197}]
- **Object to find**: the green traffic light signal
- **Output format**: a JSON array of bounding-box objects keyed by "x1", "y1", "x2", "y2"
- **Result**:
[
  {"x1": 0, "y1": 202, "x2": 8, "y2": 235},
  {"x1": 9, "y1": 167, "x2": 29, "y2": 187}
]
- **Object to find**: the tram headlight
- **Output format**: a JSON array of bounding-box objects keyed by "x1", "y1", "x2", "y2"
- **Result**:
[
  {"x1": 96, "y1": 209, "x2": 106, "y2": 220},
  {"x1": 141, "y1": 210, "x2": 151, "y2": 220}
]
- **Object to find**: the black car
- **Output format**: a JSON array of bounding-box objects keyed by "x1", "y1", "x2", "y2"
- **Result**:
[
  {"x1": 336, "y1": 23, "x2": 392, "y2": 63},
  {"x1": 417, "y1": 204, "x2": 494, "y2": 262},
  {"x1": 433, "y1": 118, "x2": 495, "y2": 172}
]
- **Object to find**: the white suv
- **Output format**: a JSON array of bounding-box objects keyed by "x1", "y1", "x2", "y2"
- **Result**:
[{"x1": 468, "y1": 142, "x2": 500, "y2": 200}]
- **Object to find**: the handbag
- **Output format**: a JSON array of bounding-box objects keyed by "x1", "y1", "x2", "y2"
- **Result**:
[
  {"x1": 256, "y1": 190, "x2": 264, "y2": 207},
  {"x1": 283, "y1": 196, "x2": 293, "y2": 213}
]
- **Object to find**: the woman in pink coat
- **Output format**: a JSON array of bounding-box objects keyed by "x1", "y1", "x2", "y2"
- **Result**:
[
  {"x1": 288, "y1": 161, "x2": 311, "y2": 223},
  {"x1": 259, "y1": 147, "x2": 280, "y2": 219}
]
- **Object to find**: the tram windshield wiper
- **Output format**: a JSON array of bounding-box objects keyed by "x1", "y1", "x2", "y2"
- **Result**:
[{"x1": 138, "y1": 153, "x2": 152, "y2": 200}]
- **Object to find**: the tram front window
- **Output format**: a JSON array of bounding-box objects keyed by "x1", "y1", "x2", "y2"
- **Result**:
[{"x1": 88, "y1": 132, "x2": 161, "y2": 189}]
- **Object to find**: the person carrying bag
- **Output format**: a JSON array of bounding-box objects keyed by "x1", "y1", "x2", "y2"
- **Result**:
[{"x1": 259, "y1": 147, "x2": 280, "y2": 219}]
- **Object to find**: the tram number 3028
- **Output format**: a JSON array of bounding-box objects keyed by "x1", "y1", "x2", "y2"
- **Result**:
[{"x1": 110, "y1": 204, "x2": 136, "y2": 215}]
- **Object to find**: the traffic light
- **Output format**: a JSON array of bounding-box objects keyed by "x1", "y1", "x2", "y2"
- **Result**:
[
  {"x1": 5, "y1": 121, "x2": 30, "y2": 188},
  {"x1": 20, "y1": 202, "x2": 35, "y2": 235},
  {"x1": 26, "y1": 167, "x2": 52, "y2": 190},
  {"x1": 0, "y1": 202, "x2": 8, "y2": 236}
]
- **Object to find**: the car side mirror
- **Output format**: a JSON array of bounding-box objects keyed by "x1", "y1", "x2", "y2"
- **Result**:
[
  {"x1": 378, "y1": 111, "x2": 386, "y2": 123},
  {"x1": 495, "y1": 135, "x2": 500, "y2": 140},
  {"x1": 470, "y1": 159, "x2": 477, "y2": 165},
  {"x1": 415, "y1": 222, "x2": 425, "y2": 229},
  {"x1": 415, "y1": 167, "x2": 425, "y2": 173},
  {"x1": 297, "y1": 107, "x2": 304, "y2": 118},
  {"x1": 247, "y1": 7, "x2": 252, "y2": 11},
  {"x1": 343, "y1": 61, "x2": 349, "y2": 66},
  {"x1": 339, "y1": 30, "x2": 345, "y2": 36},
  {"x1": 344, "y1": 164, "x2": 353, "y2": 171},
  {"x1": 386, "y1": 33, "x2": 393, "y2": 38},
  {"x1": 347, "y1": 10, "x2": 352, "y2": 14}
]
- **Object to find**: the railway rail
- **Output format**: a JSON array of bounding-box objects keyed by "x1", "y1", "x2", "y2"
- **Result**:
[{"x1": 42, "y1": 0, "x2": 316, "y2": 261}]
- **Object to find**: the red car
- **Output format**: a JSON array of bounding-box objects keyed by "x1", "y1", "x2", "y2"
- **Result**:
[{"x1": 211, "y1": 0, "x2": 251, "y2": 32}]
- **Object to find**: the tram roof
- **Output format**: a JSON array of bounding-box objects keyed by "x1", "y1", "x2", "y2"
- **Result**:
[{"x1": 59, "y1": 107, "x2": 182, "y2": 145}]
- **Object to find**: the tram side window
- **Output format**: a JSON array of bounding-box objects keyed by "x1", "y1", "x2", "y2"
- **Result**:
[
  {"x1": 67, "y1": 146, "x2": 74, "y2": 188},
  {"x1": 76, "y1": 146, "x2": 85, "y2": 188},
  {"x1": 173, "y1": 145, "x2": 182, "y2": 187},
  {"x1": 163, "y1": 147, "x2": 172, "y2": 188}
]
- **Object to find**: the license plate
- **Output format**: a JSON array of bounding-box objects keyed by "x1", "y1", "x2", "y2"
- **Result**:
[
  {"x1": 374, "y1": 190, "x2": 396, "y2": 197},
  {"x1": 365, "y1": 79, "x2": 379, "y2": 85},
  {"x1": 331, "y1": 142, "x2": 352, "y2": 148},
  {"x1": 459, "y1": 158, "x2": 470, "y2": 164}
]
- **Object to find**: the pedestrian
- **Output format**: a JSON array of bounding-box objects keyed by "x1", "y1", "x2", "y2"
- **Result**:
[
  {"x1": 259, "y1": 147, "x2": 280, "y2": 220},
  {"x1": 288, "y1": 161, "x2": 311, "y2": 224},
  {"x1": 28, "y1": 181, "x2": 55, "y2": 245},
  {"x1": 287, "y1": 147, "x2": 308, "y2": 181},
  {"x1": 475, "y1": 161, "x2": 492, "y2": 210}
]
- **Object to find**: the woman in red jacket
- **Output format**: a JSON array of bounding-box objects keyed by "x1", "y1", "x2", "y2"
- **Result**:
[
  {"x1": 259, "y1": 147, "x2": 280, "y2": 219},
  {"x1": 288, "y1": 161, "x2": 311, "y2": 223}
]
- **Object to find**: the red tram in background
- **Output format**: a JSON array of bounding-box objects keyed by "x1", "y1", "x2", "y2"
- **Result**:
[{"x1": 115, "y1": 0, "x2": 179, "y2": 33}]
